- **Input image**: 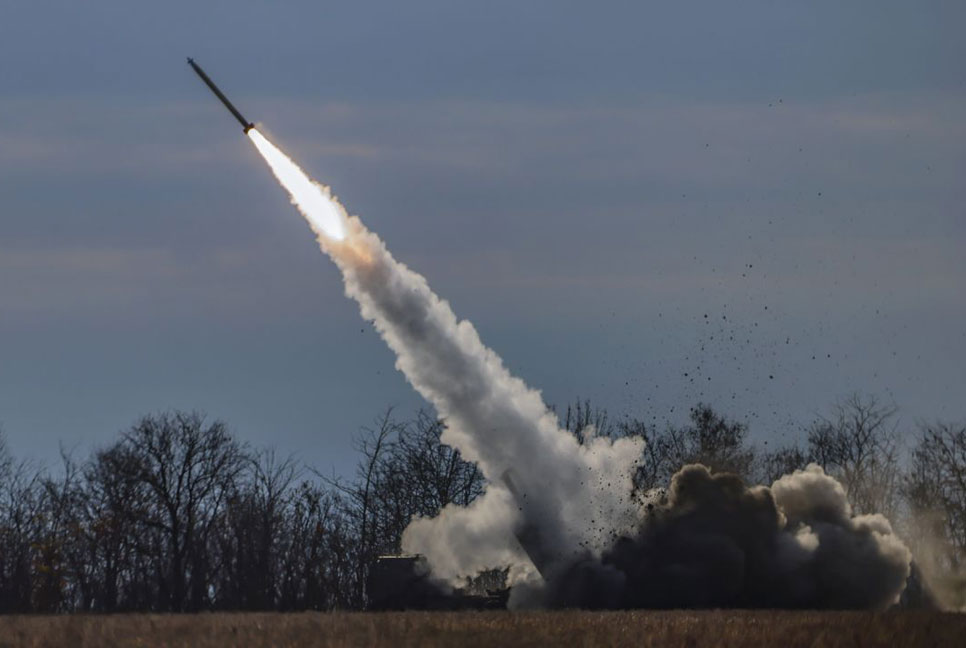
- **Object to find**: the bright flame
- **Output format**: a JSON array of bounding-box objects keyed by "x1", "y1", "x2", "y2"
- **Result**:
[{"x1": 247, "y1": 128, "x2": 346, "y2": 241}]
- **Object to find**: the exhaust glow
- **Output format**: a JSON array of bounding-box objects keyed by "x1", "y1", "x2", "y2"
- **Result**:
[{"x1": 247, "y1": 128, "x2": 346, "y2": 241}]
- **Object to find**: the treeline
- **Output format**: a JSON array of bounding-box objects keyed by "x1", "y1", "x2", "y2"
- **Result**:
[
  {"x1": 0, "y1": 409, "x2": 481, "y2": 613},
  {"x1": 1, "y1": 395, "x2": 964, "y2": 612}
]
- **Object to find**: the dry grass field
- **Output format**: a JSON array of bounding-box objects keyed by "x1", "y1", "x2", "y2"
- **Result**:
[{"x1": 0, "y1": 610, "x2": 962, "y2": 648}]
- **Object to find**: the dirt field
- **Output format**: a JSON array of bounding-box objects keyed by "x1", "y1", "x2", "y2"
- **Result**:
[{"x1": 0, "y1": 610, "x2": 962, "y2": 648}]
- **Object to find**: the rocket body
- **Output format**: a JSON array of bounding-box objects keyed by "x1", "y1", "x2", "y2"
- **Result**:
[{"x1": 187, "y1": 58, "x2": 255, "y2": 133}]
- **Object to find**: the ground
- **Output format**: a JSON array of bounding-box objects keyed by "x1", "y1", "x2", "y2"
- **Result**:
[{"x1": 0, "y1": 610, "x2": 962, "y2": 647}]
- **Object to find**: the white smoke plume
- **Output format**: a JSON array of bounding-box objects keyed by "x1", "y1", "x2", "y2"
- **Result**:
[
  {"x1": 247, "y1": 128, "x2": 643, "y2": 584},
  {"x1": 246, "y1": 128, "x2": 913, "y2": 608}
]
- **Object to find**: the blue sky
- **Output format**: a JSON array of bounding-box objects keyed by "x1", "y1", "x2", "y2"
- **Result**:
[{"x1": 1, "y1": 1, "x2": 964, "y2": 475}]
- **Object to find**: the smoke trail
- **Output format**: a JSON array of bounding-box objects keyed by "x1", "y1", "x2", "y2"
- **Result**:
[
  {"x1": 247, "y1": 128, "x2": 643, "y2": 584},
  {"x1": 246, "y1": 128, "x2": 913, "y2": 608}
]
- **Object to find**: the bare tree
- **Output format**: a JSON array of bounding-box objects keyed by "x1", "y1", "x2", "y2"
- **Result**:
[
  {"x1": 756, "y1": 445, "x2": 810, "y2": 485},
  {"x1": 7, "y1": 395, "x2": 952, "y2": 613},
  {"x1": 807, "y1": 394, "x2": 901, "y2": 518},
  {"x1": 557, "y1": 401, "x2": 759, "y2": 491},
  {"x1": 82, "y1": 443, "x2": 148, "y2": 610},
  {"x1": 907, "y1": 422, "x2": 966, "y2": 553},
  {"x1": 324, "y1": 408, "x2": 485, "y2": 607},
  {"x1": 0, "y1": 431, "x2": 44, "y2": 612},
  {"x1": 562, "y1": 400, "x2": 616, "y2": 443},
  {"x1": 392, "y1": 410, "x2": 484, "y2": 516},
  {"x1": 32, "y1": 449, "x2": 91, "y2": 612},
  {"x1": 277, "y1": 482, "x2": 356, "y2": 610},
  {"x1": 323, "y1": 409, "x2": 399, "y2": 606},
  {"x1": 102, "y1": 411, "x2": 246, "y2": 611},
  {"x1": 626, "y1": 404, "x2": 756, "y2": 491},
  {"x1": 1, "y1": 414, "x2": 364, "y2": 612},
  {"x1": 904, "y1": 421, "x2": 966, "y2": 608},
  {"x1": 212, "y1": 448, "x2": 300, "y2": 609}
]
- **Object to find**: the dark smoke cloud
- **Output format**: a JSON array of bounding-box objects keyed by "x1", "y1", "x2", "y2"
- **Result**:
[{"x1": 516, "y1": 464, "x2": 911, "y2": 610}]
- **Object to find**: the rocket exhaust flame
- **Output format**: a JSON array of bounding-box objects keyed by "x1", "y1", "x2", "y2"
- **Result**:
[{"x1": 247, "y1": 129, "x2": 346, "y2": 241}]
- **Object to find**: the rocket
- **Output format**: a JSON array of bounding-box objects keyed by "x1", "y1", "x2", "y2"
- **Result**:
[{"x1": 187, "y1": 58, "x2": 255, "y2": 133}]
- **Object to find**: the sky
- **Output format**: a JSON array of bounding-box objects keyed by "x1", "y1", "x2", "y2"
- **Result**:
[{"x1": 1, "y1": 1, "x2": 964, "y2": 477}]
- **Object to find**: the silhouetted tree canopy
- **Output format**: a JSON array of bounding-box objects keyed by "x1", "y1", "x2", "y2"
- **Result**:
[{"x1": 0, "y1": 396, "x2": 963, "y2": 612}]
